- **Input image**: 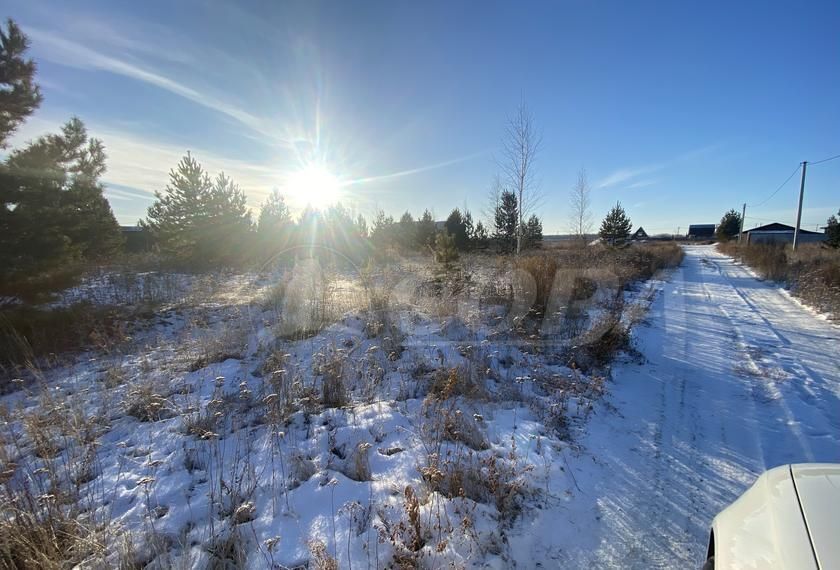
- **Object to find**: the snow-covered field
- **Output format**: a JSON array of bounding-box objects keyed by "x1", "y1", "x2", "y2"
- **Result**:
[{"x1": 1, "y1": 245, "x2": 837, "y2": 569}]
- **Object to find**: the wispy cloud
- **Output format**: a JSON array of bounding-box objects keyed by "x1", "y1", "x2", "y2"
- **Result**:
[
  {"x1": 596, "y1": 142, "x2": 724, "y2": 190},
  {"x1": 626, "y1": 179, "x2": 658, "y2": 189},
  {"x1": 674, "y1": 142, "x2": 725, "y2": 162},
  {"x1": 26, "y1": 27, "x2": 288, "y2": 146},
  {"x1": 346, "y1": 150, "x2": 490, "y2": 187},
  {"x1": 596, "y1": 165, "x2": 663, "y2": 189}
]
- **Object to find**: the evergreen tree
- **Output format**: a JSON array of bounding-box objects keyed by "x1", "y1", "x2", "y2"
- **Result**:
[
  {"x1": 355, "y1": 213, "x2": 368, "y2": 239},
  {"x1": 825, "y1": 210, "x2": 840, "y2": 248},
  {"x1": 493, "y1": 190, "x2": 518, "y2": 253},
  {"x1": 1, "y1": 118, "x2": 122, "y2": 280},
  {"x1": 257, "y1": 189, "x2": 293, "y2": 259},
  {"x1": 462, "y1": 210, "x2": 474, "y2": 245},
  {"x1": 143, "y1": 153, "x2": 252, "y2": 268},
  {"x1": 716, "y1": 209, "x2": 742, "y2": 242},
  {"x1": 599, "y1": 201, "x2": 632, "y2": 244},
  {"x1": 204, "y1": 173, "x2": 252, "y2": 261},
  {"x1": 472, "y1": 220, "x2": 489, "y2": 246},
  {"x1": 415, "y1": 209, "x2": 436, "y2": 250},
  {"x1": 323, "y1": 203, "x2": 365, "y2": 260},
  {"x1": 258, "y1": 189, "x2": 291, "y2": 232},
  {"x1": 397, "y1": 211, "x2": 416, "y2": 251},
  {"x1": 370, "y1": 209, "x2": 395, "y2": 252},
  {"x1": 445, "y1": 208, "x2": 470, "y2": 250},
  {"x1": 522, "y1": 214, "x2": 543, "y2": 249},
  {"x1": 0, "y1": 19, "x2": 42, "y2": 148},
  {"x1": 434, "y1": 231, "x2": 458, "y2": 265}
]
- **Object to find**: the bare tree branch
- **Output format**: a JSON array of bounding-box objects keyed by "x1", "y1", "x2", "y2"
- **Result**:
[
  {"x1": 482, "y1": 173, "x2": 504, "y2": 228},
  {"x1": 497, "y1": 100, "x2": 542, "y2": 254},
  {"x1": 569, "y1": 168, "x2": 592, "y2": 240}
]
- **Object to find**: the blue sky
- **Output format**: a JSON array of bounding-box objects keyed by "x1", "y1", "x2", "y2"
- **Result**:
[{"x1": 5, "y1": 0, "x2": 839, "y2": 233}]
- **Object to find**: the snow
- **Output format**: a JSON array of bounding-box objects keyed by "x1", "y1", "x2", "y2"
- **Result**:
[
  {"x1": 2, "y1": 245, "x2": 837, "y2": 568},
  {"x1": 506, "y1": 245, "x2": 840, "y2": 567}
]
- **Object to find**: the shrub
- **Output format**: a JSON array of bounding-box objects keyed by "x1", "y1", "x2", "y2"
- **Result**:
[{"x1": 577, "y1": 312, "x2": 630, "y2": 370}]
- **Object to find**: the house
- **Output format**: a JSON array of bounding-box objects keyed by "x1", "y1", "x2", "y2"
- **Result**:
[
  {"x1": 688, "y1": 224, "x2": 716, "y2": 239},
  {"x1": 741, "y1": 222, "x2": 826, "y2": 245},
  {"x1": 121, "y1": 225, "x2": 152, "y2": 253},
  {"x1": 632, "y1": 227, "x2": 648, "y2": 240}
]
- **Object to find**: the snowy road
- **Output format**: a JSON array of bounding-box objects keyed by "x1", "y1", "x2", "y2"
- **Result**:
[{"x1": 509, "y1": 245, "x2": 840, "y2": 568}]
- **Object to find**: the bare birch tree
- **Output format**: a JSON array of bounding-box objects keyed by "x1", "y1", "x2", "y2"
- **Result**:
[
  {"x1": 482, "y1": 173, "x2": 504, "y2": 228},
  {"x1": 499, "y1": 100, "x2": 542, "y2": 254},
  {"x1": 569, "y1": 168, "x2": 592, "y2": 240}
]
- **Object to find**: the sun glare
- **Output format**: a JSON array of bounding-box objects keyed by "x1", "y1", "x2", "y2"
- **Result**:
[{"x1": 287, "y1": 165, "x2": 342, "y2": 208}]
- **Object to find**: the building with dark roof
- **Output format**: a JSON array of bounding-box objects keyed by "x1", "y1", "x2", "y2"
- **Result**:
[
  {"x1": 741, "y1": 222, "x2": 825, "y2": 245},
  {"x1": 688, "y1": 224, "x2": 716, "y2": 239}
]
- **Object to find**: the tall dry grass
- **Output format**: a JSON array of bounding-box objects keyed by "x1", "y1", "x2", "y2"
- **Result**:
[{"x1": 719, "y1": 242, "x2": 840, "y2": 317}]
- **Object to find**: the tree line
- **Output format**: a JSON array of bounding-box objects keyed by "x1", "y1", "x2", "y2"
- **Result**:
[{"x1": 140, "y1": 151, "x2": 545, "y2": 268}]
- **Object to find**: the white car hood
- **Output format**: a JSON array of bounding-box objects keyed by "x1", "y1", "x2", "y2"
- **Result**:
[
  {"x1": 712, "y1": 464, "x2": 817, "y2": 569},
  {"x1": 791, "y1": 463, "x2": 840, "y2": 570}
]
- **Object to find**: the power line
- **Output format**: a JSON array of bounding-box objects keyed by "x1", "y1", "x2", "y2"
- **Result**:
[
  {"x1": 748, "y1": 164, "x2": 801, "y2": 208},
  {"x1": 809, "y1": 153, "x2": 840, "y2": 166}
]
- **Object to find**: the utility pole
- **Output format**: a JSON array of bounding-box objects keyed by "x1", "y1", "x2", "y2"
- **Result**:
[
  {"x1": 738, "y1": 203, "x2": 746, "y2": 244},
  {"x1": 792, "y1": 161, "x2": 807, "y2": 251}
]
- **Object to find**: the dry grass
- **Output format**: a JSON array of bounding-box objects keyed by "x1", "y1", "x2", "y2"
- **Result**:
[
  {"x1": 0, "y1": 393, "x2": 112, "y2": 570},
  {"x1": 307, "y1": 539, "x2": 339, "y2": 570},
  {"x1": 718, "y1": 242, "x2": 788, "y2": 281},
  {"x1": 514, "y1": 255, "x2": 559, "y2": 316},
  {"x1": 317, "y1": 351, "x2": 348, "y2": 409},
  {"x1": 0, "y1": 304, "x2": 129, "y2": 378},
  {"x1": 719, "y1": 242, "x2": 840, "y2": 317}
]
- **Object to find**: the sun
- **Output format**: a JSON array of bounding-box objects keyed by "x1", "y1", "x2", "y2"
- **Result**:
[{"x1": 286, "y1": 165, "x2": 342, "y2": 208}]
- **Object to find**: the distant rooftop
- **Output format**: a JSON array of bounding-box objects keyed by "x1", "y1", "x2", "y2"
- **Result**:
[{"x1": 744, "y1": 222, "x2": 822, "y2": 235}]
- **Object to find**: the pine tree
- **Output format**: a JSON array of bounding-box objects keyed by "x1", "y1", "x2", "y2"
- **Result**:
[
  {"x1": 825, "y1": 210, "x2": 840, "y2": 248},
  {"x1": 397, "y1": 211, "x2": 416, "y2": 251},
  {"x1": 472, "y1": 220, "x2": 489, "y2": 246},
  {"x1": 1, "y1": 118, "x2": 122, "y2": 280},
  {"x1": 445, "y1": 208, "x2": 469, "y2": 250},
  {"x1": 716, "y1": 209, "x2": 742, "y2": 242},
  {"x1": 323, "y1": 203, "x2": 364, "y2": 260},
  {"x1": 355, "y1": 214, "x2": 368, "y2": 239},
  {"x1": 434, "y1": 231, "x2": 458, "y2": 265},
  {"x1": 462, "y1": 210, "x2": 474, "y2": 246},
  {"x1": 143, "y1": 153, "x2": 252, "y2": 268},
  {"x1": 416, "y1": 209, "x2": 436, "y2": 250},
  {"x1": 599, "y1": 202, "x2": 632, "y2": 244},
  {"x1": 257, "y1": 188, "x2": 292, "y2": 256},
  {"x1": 0, "y1": 19, "x2": 42, "y2": 148},
  {"x1": 523, "y1": 214, "x2": 543, "y2": 249},
  {"x1": 494, "y1": 190, "x2": 518, "y2": 253},
  {"x1": 143, "y1": 152, "x2": 211, "y2": 263},
  {"x1": 370, "y1": 209, "x2": 395, "y2": 253},
  {"x1": 257, "y1": 189, "x2": 292, "y2": 259}
]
